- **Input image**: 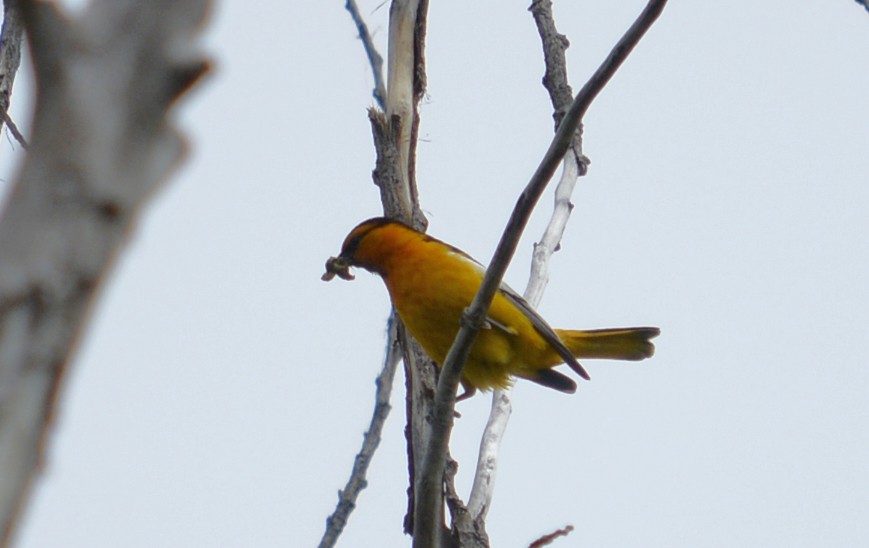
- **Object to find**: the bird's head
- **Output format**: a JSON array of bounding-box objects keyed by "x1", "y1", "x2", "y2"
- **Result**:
[{"x1": 322, "y1": 217, "x2": 414, "y2": 281}]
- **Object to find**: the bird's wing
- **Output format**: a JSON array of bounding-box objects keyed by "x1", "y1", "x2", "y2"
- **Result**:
[
  {"x1": 498, "y1": 283, "x2": 591, "y2": 381},
  {"x1": 447, "y1": 246, "x2": 590, "y2": 381}
]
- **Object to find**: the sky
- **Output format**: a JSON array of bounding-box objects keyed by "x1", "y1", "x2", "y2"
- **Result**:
[{"x1": 1, "y1": 1, "x2": 868, "y2": 547}]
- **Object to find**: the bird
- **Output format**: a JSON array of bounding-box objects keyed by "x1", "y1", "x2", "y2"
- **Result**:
[{"x1": 323, "y1": 217, "x2": 659, "y2": 399}]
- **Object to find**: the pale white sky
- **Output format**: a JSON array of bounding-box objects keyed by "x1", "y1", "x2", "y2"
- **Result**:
[{"x1": 3, "y1": 1, "x2": 868, "y2": 547}]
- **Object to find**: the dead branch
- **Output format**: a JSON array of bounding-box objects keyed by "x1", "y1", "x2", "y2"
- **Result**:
[
  {"x1": 528, "y1": 524, "x2": 574, "y2": 547},
  {"x1": 345, "y1": 0, "x2": 387, "y2": 108},
  {"x1": 468, "y1": 0, "x2": 587, "y2": 521},
  {"x1": 413, "y1": 2, "x2": 668, "y2": 546},
  {"x1": 330, "y1": 1, "x2": 433, "y2": 544},
  {"x1": 0, "y1": 0, "x2": 26, "y2": 149},
  {"x1": 319, "y1": 315, "x2": 402, "y2": 548}
]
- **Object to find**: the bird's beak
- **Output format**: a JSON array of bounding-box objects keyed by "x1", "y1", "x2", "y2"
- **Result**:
[{"x1": 322, "y1": 255, "x2": 355, "y2": 281}]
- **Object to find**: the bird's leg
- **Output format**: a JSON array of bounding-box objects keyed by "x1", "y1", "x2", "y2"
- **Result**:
[{"x1": 455, "y1": 381, "x2": 476, "y2": 402}]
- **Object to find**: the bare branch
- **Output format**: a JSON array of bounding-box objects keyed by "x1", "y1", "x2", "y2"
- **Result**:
[
  {"x1": 374, "y1": 0, "x2": 437, "y2": 541},
  {"x1": 528, "y1": 524, "x2": 574, "y2": 548},
  {"x1": 369, "y1": 108, "x2": 415, "y2": 221},
  {"x1": 0, "y1": 0, "x2": 25, "y2": 147},
  {"x1": 0, "y1": 110, "x2": 25, "y2": 149},
  {"x1": 347, "y1": 105, "x2": 435, "y2": 544},
  {"x1": 469, "y1": 1, "x2": 587, "y2": 520},
  {"x1": 345, "y1": 0, "x2": 387, "y2": 109},
  {"x1": 529, "y1": 0, "x2": 589, "y2": 171},
  {"x1": 367, "y1": 107, "x2": 439, "y2": 540},
  {"x1": 856, "y1": 0, "x2": 869, "y2": 15},
  {"x1": 467, "y1": 388, "x2": 512, "y2": 519},
  {"x1": 445, "y1": 456, "x2": 489, "y2": 547},
  {"x1": 406, "y1": 0, "x2": 427, "y2": 220},
  {"x1": 398, "y1": 322, "x2": 439, "y2": 537},
  {"x1": 384, "y1": 0, "x2": 421, "y2": 216},
  {"x1": 0, "y1": 0, "x2": 210, "y2": 543},
  {"x1": 530, "y1": 0, "x2": 574, "y2": 123},
  {"x1": 414, "y1": 2, "x2": 668, "y2": 546},
  {"x1": 468, "y1": 153, "x2": 582, "y2": 522},
  {"x1": 319, "y1": 314, "x2": 402, "y2": 548},
  {"x1": 339, "y1": 2, "x2": 431, "y2": 541}
]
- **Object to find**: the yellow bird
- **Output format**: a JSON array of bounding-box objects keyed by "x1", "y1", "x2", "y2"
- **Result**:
[{"x1": 323, "y1": 217, "x2": 659, "y2": 399}]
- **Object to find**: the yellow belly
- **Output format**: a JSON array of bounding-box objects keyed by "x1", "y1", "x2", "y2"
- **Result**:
[{"x1": 384, "y1": 247, "x2": 549, "y2": 390}]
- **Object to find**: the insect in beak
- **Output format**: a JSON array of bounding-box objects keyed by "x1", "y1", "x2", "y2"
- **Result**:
[{"x1": 322, "y1": 256, "x2": 355, "y2": 282}]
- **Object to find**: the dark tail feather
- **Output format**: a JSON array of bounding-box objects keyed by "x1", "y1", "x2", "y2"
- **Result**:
[{"x1": 521, "y1": 368, "x2": 577, "y2": 394}]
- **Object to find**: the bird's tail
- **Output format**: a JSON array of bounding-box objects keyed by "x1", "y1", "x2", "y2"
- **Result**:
[{"x1": 555, "y1": 327, "x2": 660, "y2": 361}]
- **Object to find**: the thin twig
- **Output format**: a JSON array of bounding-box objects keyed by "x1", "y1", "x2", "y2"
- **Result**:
[
  {"x1": 413, "y1": 2, "x2": 668, "y2": 546},
  {"x1": 1, "y1": 111, "x2": 27, "y2": 149},
  {"x1": 467, "y1": 388, "x2": 512, "y2": 520},
  {"x1": 345, "y1": 0, "x2": 387, "y2": 109},
  {"x1": 319, "y1": 314, "x2": 402, "y2": 548},
  {"x1": 530, "y1": 0, "x2": 574, "y2": 125},
  {"x1": 528, "y1": 524, "x2": 574, "y2": 547}
]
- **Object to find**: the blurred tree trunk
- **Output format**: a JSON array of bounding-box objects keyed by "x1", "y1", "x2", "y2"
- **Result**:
[{"x1": 0, "y1": 1, "x2": 210, "y2": 544}]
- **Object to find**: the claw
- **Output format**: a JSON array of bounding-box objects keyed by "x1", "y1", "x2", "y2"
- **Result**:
[{"x1": 322, "y1": 256, "x2": 355, "y2": 281}]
